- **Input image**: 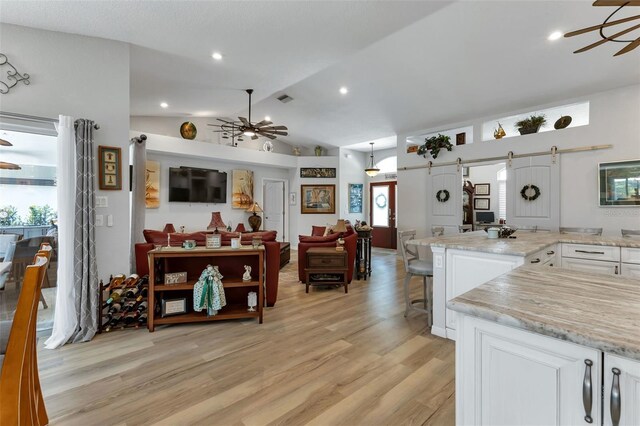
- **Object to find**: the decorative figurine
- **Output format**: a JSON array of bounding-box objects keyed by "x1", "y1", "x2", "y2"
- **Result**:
[
  {"x1": 494, "y1": 122, "x2": 506, "y2": 139},
  {"x1": 248, "y1": 291, "x2": 257, "y2": 312},
  {"x1": 243, "y1": 265, "x2": 252, "y2": 281},
  {"x1": 193, "y1": 265, "x2": 226, "y2": 316}
]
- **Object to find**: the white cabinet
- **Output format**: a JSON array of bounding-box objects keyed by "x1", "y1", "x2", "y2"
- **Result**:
[
  {"x1": 562, "y1": 257, "x2": 620, "y2": 275},
  {"x1": 621, "y1": 248, "x2": 640, "y2": 279},
  {"x1": 621, "y1": 263, "x2": 640, "y2": 278},
  {"x1": 456, "y1": 315, "x2": 601, "y2": 425},
  {"x1": 527, "y1": 244, "x2": 558, "y2": 267},
  {"x1": 604, "y1": 353, "x2": 640, "y2": 426}
]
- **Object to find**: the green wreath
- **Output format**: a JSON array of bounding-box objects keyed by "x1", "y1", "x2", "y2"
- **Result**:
[
  {"x1": 375, "y1": 193, "x2": 387, "y2": 208},
  {"x1": 520, "y1": 184, "x2": 541, "y2": 201},
  {"x1": 436, "y1": 189, "x2": 450, "y2": 203}
]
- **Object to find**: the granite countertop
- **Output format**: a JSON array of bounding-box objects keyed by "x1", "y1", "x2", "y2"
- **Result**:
[
  {"x1": 447, "y1": 266, "x2": 640, "y2": 361},
  {"x1": 408, "y1": 232, "x2": 640, "y2": 257}
]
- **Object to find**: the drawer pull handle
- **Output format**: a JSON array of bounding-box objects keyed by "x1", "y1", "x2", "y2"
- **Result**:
[
  {"x1": 611, "y1": 367, "x2": 621, "y2": 426},
  {"x1": 583, "y1": 359, "x2": 593, "y2": 424},
  {"x1": 546, "y1": 251, "x2": 555, "y2": 255},
  {"x1": 530, "y1": 258, "x2": 541, "y2": 264},
  {"x1": 615, "y1": 265, "x2": 619, "y2": 275},
  {"x1": 575, "y1": 250, "x2": 605, "y2": 255}
]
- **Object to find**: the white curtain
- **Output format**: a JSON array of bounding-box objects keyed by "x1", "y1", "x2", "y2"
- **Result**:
[
  {"x1": 130, "y1": 135, "x2": 146, "y2": 272},
  {"x1": 45, "y1": 115, "x2": 78, "y2": 349}
]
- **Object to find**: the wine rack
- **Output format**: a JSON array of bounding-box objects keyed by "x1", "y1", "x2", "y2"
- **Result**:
[{"x1": 97, "y1": 274, "x2": 149, "y2": 333}]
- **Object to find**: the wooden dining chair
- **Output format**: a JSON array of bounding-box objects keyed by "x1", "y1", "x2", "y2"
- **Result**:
[
  {"x1": 0, "y1": 254, "x2": 49, "y2": 426},
  {"x1": 33, "y1": 244, "x2": 53, "y2": 309}
]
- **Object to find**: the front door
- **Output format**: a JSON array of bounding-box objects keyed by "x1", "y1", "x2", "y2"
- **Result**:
[{"x1": 370, "y1": 181, "x2": 396, "y2": 249}]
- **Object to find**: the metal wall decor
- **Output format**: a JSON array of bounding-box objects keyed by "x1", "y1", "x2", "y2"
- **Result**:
[
  {"x1": 0, "y1": 53, "x2": 30, "y2": 94},
  {"x1": 300, "y1": 168, "x2": 337, "y2": 178}
]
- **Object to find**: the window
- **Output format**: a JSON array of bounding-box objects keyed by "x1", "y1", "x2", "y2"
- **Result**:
[{"x1": 497, "y1": 167, "x2": 506, "y2": 221}]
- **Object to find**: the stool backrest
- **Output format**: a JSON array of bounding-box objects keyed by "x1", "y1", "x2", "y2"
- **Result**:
[
  {"x1": 431, "y1": 226, "x2": 444, "y2": 237},
  {"x1": 458, "y1": 225, "x2": 473, "y2": 233},
  {"x1": 559, "y1": 227, "x2": 602, "y2": 236},
  {"x1": 621, "y1": 229, "x2": 640, "y2": 238},
  {"x1": 398, "y1": 230, "x2": 418, "y2": 273}
]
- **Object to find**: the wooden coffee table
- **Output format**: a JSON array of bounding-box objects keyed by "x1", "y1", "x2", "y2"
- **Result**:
[{"x1": 304, "y1": 247, "x2": 348, "y2": 294}]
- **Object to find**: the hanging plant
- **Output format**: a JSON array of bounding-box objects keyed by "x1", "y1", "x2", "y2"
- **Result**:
[
  {"x1": 520, "y1": 184, "x2": 541, "y2": 201},
  {"x1": 417, "y1": 134, "x2": 453, "y2": 159},
  {"x1": 514, "y1": 114, "x2": 547, "y2": 135},
  {"x1": 436, "y1": 189, "x2": 450, "y2": 203}
]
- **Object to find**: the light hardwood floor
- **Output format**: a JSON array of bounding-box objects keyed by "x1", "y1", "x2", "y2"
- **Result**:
[{"x1": 37, "y1": 249, "x2": 455, "y2": 425}]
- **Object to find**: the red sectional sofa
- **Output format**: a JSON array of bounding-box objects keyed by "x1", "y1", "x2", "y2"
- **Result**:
[
  {"x1": 297, "y1": 226, "x2": 357, "y2": 284},
  {"x1": 134, "y1": 229, "x2": 281, "y2": 307}
]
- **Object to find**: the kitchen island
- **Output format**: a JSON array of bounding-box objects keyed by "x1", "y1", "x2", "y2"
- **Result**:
[
  {"x1": 408, "y1": 231, "x2": 640, "y2": 339},
  {"x1": 448, "y1": 266, "x2": 640, "y2": 426}
]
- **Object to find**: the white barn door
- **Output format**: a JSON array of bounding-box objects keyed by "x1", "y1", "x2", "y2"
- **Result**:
[
  {"x1": 506, "y1": 155, "x2": 560, "y2": 231},
  {"x1": 426, "y1": 165, "x2": 462, "y2": 235}
]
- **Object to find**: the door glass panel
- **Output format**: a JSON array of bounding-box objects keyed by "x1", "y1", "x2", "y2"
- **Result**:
[{"x1": 372, "y1": 186, "x2": 389, "y2": 227}]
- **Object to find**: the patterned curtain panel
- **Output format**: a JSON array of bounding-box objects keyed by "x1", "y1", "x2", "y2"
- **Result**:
[
  {"x1": 130, "y1": 135, "x2": 146, "y2": 272},
  {"x1": 71, "y1": 119, "x2": 99, "y2": 343}
]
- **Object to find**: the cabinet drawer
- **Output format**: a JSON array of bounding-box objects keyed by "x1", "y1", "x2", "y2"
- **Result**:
[
  {"x1": 621, "y1": 262, "x2": 640, "y2": 278},
  {"x1": 527, "y1": 245, "x2": 557, "y2": 266},
  {"x1": 621, "y1": 247, "x2": 640, "y2": 264},
  {"x1": 307, "y1": 255, "x2": 346, "y2": 268},
  {"x1": 562, "y1": 243, "x2": 620, "y2": 262},
  {"x1": 562, "y1": 257, "x2": 619, "y2": 275}
]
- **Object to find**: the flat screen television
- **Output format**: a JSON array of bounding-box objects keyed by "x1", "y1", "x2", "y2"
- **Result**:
[
  {"x1": 599, "y1": 159, "x2": 640, "y2": 206},
  {"x1": 168, "y1": 167, "x2": 227, "y2": 203}
]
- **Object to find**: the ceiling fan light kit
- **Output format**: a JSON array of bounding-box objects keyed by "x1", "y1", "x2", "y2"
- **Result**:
[
  {"x1": 209, "y1": 89, "x2": 289, "y2": 144},
  {"x1": 565, "y1": 1, "x2": 640, "y2": 56}
]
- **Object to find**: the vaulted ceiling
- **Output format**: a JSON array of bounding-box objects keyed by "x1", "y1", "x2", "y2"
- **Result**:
[{"x1": 1, "y1": 1, "x2": 639, "y2": 151}]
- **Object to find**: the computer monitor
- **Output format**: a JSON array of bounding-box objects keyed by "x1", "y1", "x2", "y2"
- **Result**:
[{"x1": 476, "y1": 212, "x2": 495, "y2": 223}]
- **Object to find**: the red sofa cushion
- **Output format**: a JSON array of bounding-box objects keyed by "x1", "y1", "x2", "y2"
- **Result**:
[
  {"x1": 143, "y1": 230, "x2": 208, "y2": 246},
  {"x1": 299, "y1": 233, "x2": 341, "y2": 243},
  {"x1": 219, "y1": 230, "x2": 277, "y2": 243},
  {"x1": 311, "y1": 226, "x2": 326, "y2": 236}
]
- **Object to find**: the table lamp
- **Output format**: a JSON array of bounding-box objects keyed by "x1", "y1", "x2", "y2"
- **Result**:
[
  {"x1": 333, "y1": 219, "x2": 348, "y2": 251},
  {"x1": 246, "y1": 202, "x2": 263, "y2": 232},
  {"x1": 207, "y1": 211, "x2": 226, "y2": 231}
]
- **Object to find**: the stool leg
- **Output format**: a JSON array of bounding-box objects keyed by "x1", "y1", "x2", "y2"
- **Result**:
[
  {"x1": 403, "y1": 273, "x2": 413, "y2": 318},
  {"x1": 427, "y1": 276, "x2": 433, "y2": 327},
  {"x1": 423, "y1": 276, "x2": 427, "y2": 310}
]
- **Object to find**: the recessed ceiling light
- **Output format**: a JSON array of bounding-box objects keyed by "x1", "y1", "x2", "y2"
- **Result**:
[
  {"x1": 160, "y1": 102, "x2": 168, "y2": 108},
  {"x1": 339, "y1": 87, "x2": 348, "y2": 95},
  {"x1": 265, "y1": 116, "x2": 271, "y2": 121},
  {"x1": 212, "y1": 52, "x2": 223, "y2": 60},
  {"x1": 548, "y1": 31, "x2": 563, "y2": 41}
]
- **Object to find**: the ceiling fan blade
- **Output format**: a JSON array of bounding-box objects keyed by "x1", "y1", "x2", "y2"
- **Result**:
[
  {"x1": 255, "y1": 120, "x2": 273, "y2": 128},
  {"x1": 239, "y1": 117, "x2": 251, "y2": 127},
  {"x1": 260, "y1": 130, "x2": 288, "y2": 136},
  {"x1": 216, "y1": 118, "x2": 236, "y2": 124},
  {"x1": 0, "y1": 138, "x2": 13, "y2": 146},
  {"x1": 564, "y1": 14, "x2": 640, "y2": 37},
  {"x1": 261, "y1": 133, "x2": 276, "y2": 140},
  {"x1": 615, "y1": 36, "x2": 640, "y2": 55},
  {"x1": 269, "y1": 125, "x2": 288, "y2": 131},
  {"x1": 574, "y1": 22, "x2": 640, "y2": 53},
  {"x1": 0, "y1": 161, "x2": 21, "y2": 170}
]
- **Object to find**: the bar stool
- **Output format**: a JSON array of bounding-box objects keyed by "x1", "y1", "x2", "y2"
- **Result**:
[
  {"x1": 622, "y1": 229, "x2": 640, "y2": 238},
  {"x1": 398, "y1": 230, "x2": 433, "y2": 325},
  {"x1": 431, "y1": 226, "x2": 444, "y2": 237},
  {"x1": 560, "y1": 227, "x2": 603, "y2": 236},
  {"x1": 458, "y1": 225, "x2": 473, "y2": 233}
]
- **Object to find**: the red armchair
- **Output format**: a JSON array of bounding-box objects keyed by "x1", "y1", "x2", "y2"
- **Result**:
[
  {"x1": 134, "y1": 230, "x2": 281, "y2": 307},
  {"x1": 297, "y1": 227, "x2": 357, "y2": 283}
]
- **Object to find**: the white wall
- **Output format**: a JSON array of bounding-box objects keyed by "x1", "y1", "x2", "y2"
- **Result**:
[
  {"x1": 467, "y1": 163, "x2": 504, "y2": 222},
  {"x1": 0, "y1": 23, "x2": 130, "y2": 279},
  {"x1": 339, "y1": 148, "x2": 367, "y2": 224},
  {"x1": 397, "y1": 85, "x2": 640, "y2": 238}
]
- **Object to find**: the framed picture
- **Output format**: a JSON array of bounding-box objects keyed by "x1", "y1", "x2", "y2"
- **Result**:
[
  {"x1": 456, "y1": 132, "x2": 466, "y2": 146},
  {"x1": 598, "y1": 159, "x2": 640, "y2": 207},
  {"x1": 289, "y1": 192, "x2": 297, "y2": 206},
  {"x1": 300, "y1": 168, "x2": 337, "y2": 178},
  {"x1": 301, "y1": 184, "x2": 336, "y2": 214},
  {"x1": 474, "y1": 198, "x2": 490, "y2": 210},
  {"x1": 98, "y1": 146, "x2": 122, "y2": 190},
  {"x1": 164, "y1": 272, "x2": 187, "y2": 285},
  {"x1": 145, "y1": 160, "x2": 160, "y2": 208},
  {"x1": 348, "y1": 183, "x2": 363, "y2": 213},
  {"x1": 475, "y1": 183, "x2": 490, "y2": 196},
  {"x1": 232, "y1": 170, "x2": 254, "y2": 209},
  {"x1": 406, "y1": 145, "x2": 419, "y2": 153},
  {"x1": 161, "y1": 297, "x2": 187, "y2": 317},
  {"x1": 206, "y1": 233, "x2": 221, "y2": 249}
]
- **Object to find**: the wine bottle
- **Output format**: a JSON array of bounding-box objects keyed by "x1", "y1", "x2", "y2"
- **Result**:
[
  {"x1": 122, "y1": 273, "x2": 140, "y2": 287},
  {"x1": 106, "y1": 302, "x2": 122, "y2": 316},
  {"x1": 136, "y1": 313, "x2": 148, "y2": 327},
  {"x1": 102, "y1": 288, "x2": 124, "y2": 309},
  {"x1": 104, "y1": 314, "x2": 123, "y2": 332},
  {"x1": 107, "y1": 274, "x2": 126, "y2": 290},
  {"x1": 136, "y1": 301, "x2": 148, "y2": 313}
]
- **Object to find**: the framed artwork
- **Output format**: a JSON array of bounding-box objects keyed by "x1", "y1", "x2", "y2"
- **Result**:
[
  {"x1": 474, "y1": 198, "x2": 490, "y2": 210},
  {"x1": 232, "y1": 169, "x2": 254, "y2": 209},
  {"x1": 406, "y1": 145, "x2": 419, "y2": 153},
  {"x1": 598, "y1": 159, "x2": 640, "y2": 206},
  {"x1": 301, "y1": 184, "x2": 335, "y2": 214},
  {"x1": 145, "y1": 160, "x2": 160, "y2": 208},
  {"x1": 289, "y1": 192, "x2": 297, "y2": 206},
  {"x1": 300, "y1": 168, "x2": 337, "y2": 178},
  {"x1": 98, "y1": 146, "x2": 122, "y2": 190},
  {"x1": 456, "y1": 132, "x2": 466, "y2": 145},
  {"x1": 348, "y1": 183, "x2": 363, "y2": 213},
  {"x1": 474, "y1": 183, "x2": 490, "y2": 196}
]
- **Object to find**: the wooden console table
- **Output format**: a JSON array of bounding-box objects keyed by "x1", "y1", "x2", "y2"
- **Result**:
[
  {"x1": 147, "y1": 246, "x2": 263, "y2": 331},
  {"x1": 304, "y1": 247, "x2": 348, "y2": 294}
]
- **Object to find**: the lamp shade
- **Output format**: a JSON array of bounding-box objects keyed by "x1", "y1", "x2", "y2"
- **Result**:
[
  {"x1": 246, "y1": 202, "x2": 263, "y2": 213},
  {"x1": 333, "y1": 219, "x2": 347, "y2": 234},
  {"x1": 207, "y1": 211, "x2": 226, "y2": 230}
]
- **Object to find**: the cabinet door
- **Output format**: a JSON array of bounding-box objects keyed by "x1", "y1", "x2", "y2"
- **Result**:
[
  {"x1": 621, "y1": 263, "x2": 640, "y2": 279},
  {"x1": 562, "y1": 257, "x2": 619, "y2": 275},
  {"x1": 604, "y1": 353, "x2": 640, "y2": 426},
  {"x1": 457, "y1": 315, "x2": 602, "y2": 426}
]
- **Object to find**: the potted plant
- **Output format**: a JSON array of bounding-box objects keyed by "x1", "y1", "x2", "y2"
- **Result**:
[
  {"x1": 514, "y1": 114, "x2": 547, "y2": 135},
  {"x1": 417, "y1": 134, "x2": 453, "y2": 159}
]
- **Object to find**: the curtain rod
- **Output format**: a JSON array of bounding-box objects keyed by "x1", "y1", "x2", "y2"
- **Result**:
[{"x1": 398, "y1": 144, "x2": 613, "y2": 171}]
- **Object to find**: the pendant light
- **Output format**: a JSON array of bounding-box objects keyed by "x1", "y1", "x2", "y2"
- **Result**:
[{"x1": 364, "y1": 142, "x2": 380, "y2": 177}]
